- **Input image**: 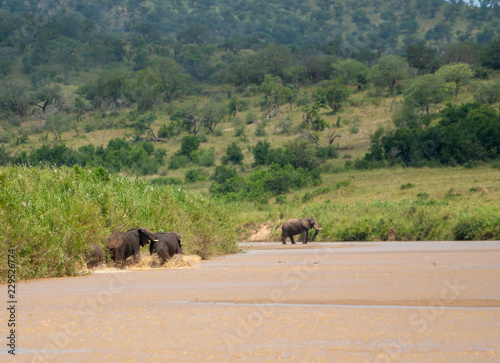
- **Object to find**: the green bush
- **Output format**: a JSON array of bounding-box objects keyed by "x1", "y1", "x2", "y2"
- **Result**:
[
  {"x1": 400, "y1": 183, "x2": 416, "y2": 190},
  {"x1": 452, "y1": 219, "x2": 483, "y2": 240},
  {"x1": 335, "y1": 180, "x2": 350, "y2": 189},
  {"x1": 193, "y1": 148, "x2": 216, "y2": 167},
  {"x1": 366, "y1": 103, "x2": 500, "y2": 167},
  {"x1": 11, "y1": 138, "x2": 165, "y2": 175},
  {"x1": 179, "y1": 135, "x2": 201, "y2": 157},
  {"x1": 221, "y1": 142, "x2": 244, "y2": 165},
  {"x1": 302, "y1": 192, "x2": 313, "y2": 203},
  {"x1": 275, "y1": 195, "x2": 287, "y2": 204},
  {"x1": 185, "y1": 169, "x2": 208, "y2": 183},
  {"x1": 255, "y1": 123, "x2": 267, "y2": 136},
  {"x1": 168, "y1": 155, "x2": 190, "y2": 170},
  {"x1": 315, "y1": 145, "x2": 339, "y2": 160}
]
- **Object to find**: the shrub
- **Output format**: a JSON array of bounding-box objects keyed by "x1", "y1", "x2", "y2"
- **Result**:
[
  {"x1": 452, "y1": 219, "x2": 483, "y2": 240},
  {"x1": 275, "y1": 195, "x2": 287, "y2": 204},
  {"x1": 179, "y1": 135, "x2": 201, "y2": 157},
  {"x1": 185, "y1": 169, "x2": 208, "y2": 183},
  {"x1": 193, "y1": 148, "x2": 216, "y2": 167},
  {"x1": 253, "y1": 140, "x2": 271, "y2": 166},
  {"x1": 336, "y1": 180, "x2": 350, "y2": 189},
  {"x1": 222, "y1": 142, "x2": 244, "y2": 165},
  {"x1": 400, "y1": 183, "x2": 416, "y2": 190},
  {"x1": 168, "y1": 155, "x2": 190, "y2": 170},
  {"x1": 340, "y1": 222, "x2": 371, "y2": 241},
  {"x1": 366, "y1": 103, "x2": 500, "y2": 166},
  {"x1": 255, "y1": 123, "x2": 267, "y2": 137},
  {"x1": 302, "y1": 192, "x2": 313, "y2": 203},
  {"x1": 234, "y1": 123, "x2": 246, "y2": 137},
  {"x1": 315, "y1": 145, "x2": 339, "y2": 160},
  {"x1": 416, "y1": 192, "x2": 430, "y2": 199}
]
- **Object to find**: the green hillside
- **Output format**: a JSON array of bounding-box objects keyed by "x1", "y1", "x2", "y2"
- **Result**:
[{"x1": 0, "y1": 1, "x2": 499, "y2": 249}]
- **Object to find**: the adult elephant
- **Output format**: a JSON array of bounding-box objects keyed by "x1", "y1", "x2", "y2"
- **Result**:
[
  {"x1": 282, "y1": 218, "x2": 321, "y2": 244},
  {"x1": 107, "y1": 228, "x2": 158, "y2": 268},
  {"x1": 150, "y1": 232, "x2": 183, "y2": 266},
  {"x1": 86, "y1": 243, "x2": 104, "y2": 269}
]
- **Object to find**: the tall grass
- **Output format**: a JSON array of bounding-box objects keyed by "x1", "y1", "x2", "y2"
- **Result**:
[{"x1": 0, "y1": 165, "x2": 238, "y2": 282}]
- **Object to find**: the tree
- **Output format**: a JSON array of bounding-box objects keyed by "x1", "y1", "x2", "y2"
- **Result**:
[
  {"x1": 404, "y1": 74, "x2": 451, "y2": 115},
  {"x1": 369, "y1": 55, "x2": 409, "y2": 94},
  {"x1": 314, "y1": 79, "x2": 349, "y2": 113},
  {"x1": 252, "y1": 140, "x2": 270, "y2": 166},
  {"x1": 484, "y1": 35, "x2": 500, "y2": 69},
  {"x1": 99, "y1": 73, "x2": 128, "y2": 110},
  {"x1": 182, "y1": 106, "x2": 204, "y2": 135},
  {"x1": 0, "y1": 77, "x2": 33, "y2": 117},
  {"x1": 129, "y1": 68, "x2": 162, "y2": 110},
  {"x1": 260, "y1": 74, "x2": 286, "y2": 118},
  {"x1": 442, "y1": 42, "x2": 484, "y2": 68},
  {"x1": 435, "y1": 62, "x2": 474, "y2": 98},
  {"x1": 78, "y1": 72, "x2": 129, "y2": 110},
  {"x1": 46, "y1": 112, "x2": 72, "y2": 141},
  {"x1": 425, "y1": 22, "x2": 453, "y2": 43},
  {"x1": 331, "y1": 59, "x2": 369, "y2": 90},
  {"x1": 148, "y1": 56, "x2": 190, "y2": 101},
  {"x1": 73, "y1": 97, "x2": 90, "y2": 137},
  {"x1": 282, "y1": 84, "x2": 298, "y2": 111},
  {"x1": 222, "y1": 142, "x2": 244, "y2": 165},
  {"x1": 131, "y1": 113, "x2": 160, "y2": 141},
  {"x1": 200, "y1": 98, "x2": 228, "y2": 133},
  {"x1": 405, "y1": 42, "x2": 438, "y2": 75},
  {"x1": 473, "y1": 81, "x2": 500, "y2": 105},
  {"x1": 176, "y1": 23, "x2": 211, "y2": 45},
  {"x1": 34, "y1": 84, "x2": 61, "y2": 113},
  {"x1": 179, "y1": 135, "x2": 201, "y2": 158}
]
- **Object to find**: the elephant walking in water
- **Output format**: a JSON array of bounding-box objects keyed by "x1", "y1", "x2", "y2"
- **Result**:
[
  {"x1": 107, "y1": 228, "x2": 158, "y2": 268},
  {"x1": 150, "y1": 232, "x2": 183, "y2": 266},
  {"x1": 282, "y1": 218, "x2": 321, "y2": 244}
]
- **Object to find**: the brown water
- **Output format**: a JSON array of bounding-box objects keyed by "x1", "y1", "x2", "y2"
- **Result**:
[{"x1": 4, "y1": 241, "x2": 500, "y2": 362}]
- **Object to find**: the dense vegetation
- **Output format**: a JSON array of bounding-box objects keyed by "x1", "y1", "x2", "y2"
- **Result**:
[
  {"x1": 365, "y1": 102, "x2": 500, "y2": 167},
  {"x1": 0, "y1": 1, "x2": 499, "y2": 280},
  {"x1": 0, "y1": 166, "x2": 238, "y2": 282}
]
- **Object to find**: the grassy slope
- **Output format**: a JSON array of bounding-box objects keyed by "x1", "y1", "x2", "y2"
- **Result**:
[{"x1": 3, "y1": 56, "x2": 499, "y2": 250}]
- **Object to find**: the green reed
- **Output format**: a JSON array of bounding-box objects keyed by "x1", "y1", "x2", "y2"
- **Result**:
[{"x1": 0, "y1": 165, "x2": 238, "y2": 282}]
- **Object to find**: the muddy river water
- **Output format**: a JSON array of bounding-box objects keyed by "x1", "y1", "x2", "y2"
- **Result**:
[{"x1": 3, "y1": 241, "x2": 500, "y2": 362}]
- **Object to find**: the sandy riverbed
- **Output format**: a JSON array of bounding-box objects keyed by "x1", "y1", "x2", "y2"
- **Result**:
[{"x1": 4, "y1": 241, "x2": 500, "y2": 362}]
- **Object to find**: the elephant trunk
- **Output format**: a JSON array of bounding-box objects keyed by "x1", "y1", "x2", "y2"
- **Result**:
[{"x1": 311, "y1": 227, "x2": 320, "y2": 241}]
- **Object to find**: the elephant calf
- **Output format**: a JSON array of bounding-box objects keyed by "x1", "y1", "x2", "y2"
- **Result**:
[
  {"x1": 107, "y1": 228, "x2": 158, "y2": 268},
  {"x1": 86, "y1": 243, "x2": 104, "y2": 269},
  {"x1": 282, "y1": 218, "x2": 321, "y2": 244},
  {"x1": 150, "y1": 232, "x2": 183, "y2": 266}
]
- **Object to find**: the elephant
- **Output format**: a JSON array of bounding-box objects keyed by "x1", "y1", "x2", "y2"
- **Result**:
[
  {"x1": 150, "y1": 232, "x2": 183, "y2": 266},
  {"x1": 107, "y1": 228, "x2": 158, "y2": 268},
  {"x1": 282, "y1": 218, "x2": 321, "y2": 244},
  {"x1": 86, "y1": 243, "x2": 104, "y2": 269}
]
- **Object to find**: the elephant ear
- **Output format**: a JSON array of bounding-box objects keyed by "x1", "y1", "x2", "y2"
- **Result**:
[
  {"x1": 138, "y1": 228, "x2": 156, "y2": 246},
  {"x1": 301, "y1": 219, "x2": 310, "y2": 229},
  {"x1": 309, "y1": 218, "x2": 319, "y2": 229}
]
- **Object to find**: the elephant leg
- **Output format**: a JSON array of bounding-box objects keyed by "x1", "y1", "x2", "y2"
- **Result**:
[
  {"x1": 159, "y1": 250, "x2": 170, "y2": 265},
  {"x1": 302, "y1": 230, "x2": 308, "y2": 244},
  {"x1": 282, "y1": 235, "x2": 287, "y2": 244},
  {"x1": 290, "y1": 236, "x2": 296, "y2": 244}
]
